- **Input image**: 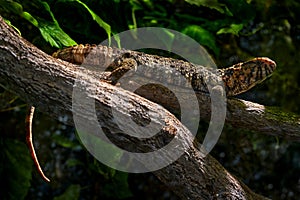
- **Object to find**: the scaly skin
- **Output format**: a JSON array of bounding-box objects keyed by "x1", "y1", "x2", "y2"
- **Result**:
[
  {"x1": 52, "y1": 44, "x2": 276, "y2": 96},
  {"x1": 219, "y1": 57, "x2": 276, "y2": 96},
  {"x1": 29, "y1": 44, "x2": 276, "y2": 182}
]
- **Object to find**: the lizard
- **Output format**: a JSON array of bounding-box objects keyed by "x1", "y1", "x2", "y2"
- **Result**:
[
  {"x1": 52, "y1": 44, "x2": 276, "y2": 96},
  {"x1": 26, "y1": 44, "x2": 276, "y2": 182}
]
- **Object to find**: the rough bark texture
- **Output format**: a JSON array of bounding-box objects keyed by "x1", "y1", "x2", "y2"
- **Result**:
[
  {"x1": 129, "y1": 83, "x2": 300, "y2": 141},
  {"x1": 0, "y1": 15, "x2": 297, "y2": 199}
]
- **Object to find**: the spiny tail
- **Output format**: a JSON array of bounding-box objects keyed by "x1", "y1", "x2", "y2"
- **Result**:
[
  {"x1": 25, "y1": 106, "x2": 50, "y2": 182},
  {"x1": 52, "y1": 44, "x2": 96, "y2": 64}
]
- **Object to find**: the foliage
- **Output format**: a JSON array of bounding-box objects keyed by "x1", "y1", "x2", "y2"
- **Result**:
[
  {"x1": 0, "y1": 0, "x2": 256, "y2": 54},
  {"x1": 1, "y1": 0, "x2": 300, "y2": 199},
  {"x1": 53, "y1": 184, "x2": 81, "y2": 200},
  {"x1": 0, "y1": 0, "x2": 76, "y2": 47},
  {"x1": 0, "y1": 138, "x2": 33, "y2": 200},
  {"x1": 90, "y1": 161, "x2": 133, "y2": 199}
]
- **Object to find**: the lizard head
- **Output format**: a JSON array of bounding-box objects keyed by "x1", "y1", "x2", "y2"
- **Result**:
[{"x1": 221, "y1": 57, "x2": 276, "y2": 96}]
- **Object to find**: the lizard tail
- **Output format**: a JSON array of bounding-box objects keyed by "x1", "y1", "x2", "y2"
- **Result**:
[{"x1": 25, "y1": 106, "x2": 50, "y2": 182}]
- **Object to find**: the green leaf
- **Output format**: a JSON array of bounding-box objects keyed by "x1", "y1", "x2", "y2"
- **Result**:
[
  {"x1": 89, "y1": 160, "x2": 132, "y2": 198},
  {"x1": 0, "y1": 1, "x2": 38, "y2": 27},
  {"x1": 129, "y1": 0, "x2": 144, "y2": 11},
  {"x1": 221, "y1": 0, "x2": 255, "y2": 23},
  {"x1": 0, "y1": 0, "x2": 23, "y2": 14},
  {"x1": 20, "y1": 11, "x2": 39, "y2": 27},
  {"x1": 129, "y1": 0, "x2": 143, "y2": 29},
  {"x1": 3, "y1": 18, "x2": 21, "y2": 36},
  {"x1": 185, "y1": 0, "x2": 232, "y2": 16},
  {"x1": 153, "y1": 29, "x2": 175, "y2": 51},
  {"x1": 76, "y1": 128, "x2": 133, "y2": 199},
  {"x1": 58, "y1": 0, "x2": 112, "y2": 44},
  {"x1": 217, "y1": 23, "x2": 244, "y2": 35},
  {"x1": 0, "y1": 0, "x2": 76, "y2": 48},
  {"x1": 39, "y1": 1, "x2": 77, "y2": 47},
  {"x1": 182, "y1": 25, "x2": 220, "y2": 55},
  {"x1": 0, "y1": 138, "x2": 33, "y2": 200},
  {"x1": 38, "y1": 20, "x2": 77, "y2": 48},
  {"x1": 102, "y1": 171, "x2": 132, "y2": 199},
  {"x1": 65, "y1": 158, "x2": 84, "y2": 167},
  {"x1": 53, "y1": 184, "x2": 81, "y2": 200},
  {"x1": 112, "y1": 34, "x2": 121, "y2": 48},
  {"x1": 91, "y1": 159, "x2": 116, "y2": 180},
  {"x1": 76, "y1": 130, "x2": 123, "y2": 168},
  {"x1": 52, "y1": 134, "x2": 81, "y2": 149},
  {"x1": 75, "y1": 0, "x2": 111, "y2": 44}
]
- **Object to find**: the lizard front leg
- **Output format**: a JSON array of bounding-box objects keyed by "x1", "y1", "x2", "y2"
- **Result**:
[
  {"x1": 109, "y1": 57, "x2": 138, "y2": 85},
  {"x1": 25, "y1": 106, "x2": 50, "y2": 182}
]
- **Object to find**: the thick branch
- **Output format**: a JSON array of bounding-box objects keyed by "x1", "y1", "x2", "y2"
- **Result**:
[
  {"x1": 0, "y1": 15, "x2": 290, "y2": 199},
  {"x1": 129, "y1": 82, "x2": 300, "y2": 141}
]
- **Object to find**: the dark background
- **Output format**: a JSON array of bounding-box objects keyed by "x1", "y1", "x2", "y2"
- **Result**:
[{"x1": 0, "y1": 0, "x2": 299, "y2": 199}]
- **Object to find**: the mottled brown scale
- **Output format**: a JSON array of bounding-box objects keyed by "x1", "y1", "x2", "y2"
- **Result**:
[
  {"x1": 29, "y1": 45, "x2": 276, "y2": 182},
  {"x1": 220, "y1": 57, "x2": 276, "y2": 96},
  {"x1": 52, "y1": 44, "x2": 276, "y2": 96},
  {"x1": 52, "y1": 44, "x2": 97, "y2": 64}
]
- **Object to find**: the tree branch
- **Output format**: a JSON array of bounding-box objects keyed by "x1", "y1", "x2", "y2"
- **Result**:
[
  {"x1": 0, "y1": 15, "x2": 294, "y2": 199},
  {"x1": 129, "y1": 82, "x2": 300, "y2": 141}
]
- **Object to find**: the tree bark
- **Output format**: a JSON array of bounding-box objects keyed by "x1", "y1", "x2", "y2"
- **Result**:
[{"x1": 0, "y1": 15, "x2": 296, "y2": 199}]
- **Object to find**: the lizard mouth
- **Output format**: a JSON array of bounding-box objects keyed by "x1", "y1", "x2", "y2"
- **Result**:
[
  {"x1": 241, "y1": 57, "x2": 277, "y2": 78},
  {"x1": 221, "y1": 57, "x2": 276, "y2": 96}
]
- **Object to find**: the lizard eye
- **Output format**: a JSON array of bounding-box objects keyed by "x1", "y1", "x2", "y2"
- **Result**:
[{"x1": 122, "y1": 52, "x2": 131, "y2": 58}]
